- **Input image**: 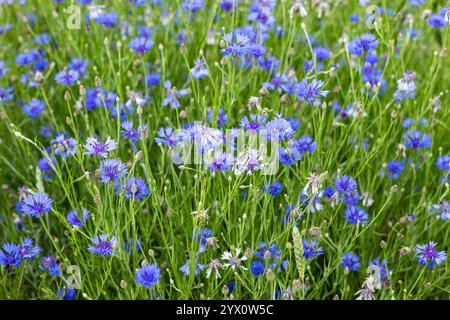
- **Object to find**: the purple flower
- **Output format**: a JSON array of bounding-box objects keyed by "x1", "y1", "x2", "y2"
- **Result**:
[
  {"x1": 23, "y1": 98, "x2": 45, "y2": 117},
  {"x1": 380, "y1": 160, "x2": 404, "y2": 179},
  {"x1": 295, "y1": 79, "x2": 329, "y2": 106},
  {"x1": 293, "y1": 136, "x2": 317, "y2": 154},
  {"x1": 208, "y1": 151, "x2": 234, "y2": 171},
  {"x1": 334, "y1": 175, "x2": 358, "y2": 196},
  {"x1": 20, "y1": 238, "x2": 40, "y2": 259},
  {"x1": 66, "y1": 208, "x2": 90, "y2": 228},
  {"x1": 116, "y1": 177, "x2": 150, "y2": 200},
  {"x1": 135, "y1": 263, "x2": 161, "y2": 288},
  {"x1": 39, "y1": 256, "x2": 61, "y2": 276},
  {"x1": 262, "y1": 181, "x2": 282, "y2": 196},
  {"x1": 68, "y1": 57, "x2": 89, "y2": 78},
  {"x1": 403, "y1": 130, "x2": 432, "y2": 149},
  {"x1": 427, "y1": 14, "x2": 446, "y2": 28},
  {"x1": 129, "y1": 36, "x2": 154, "y2": 54},
  {"x1": 344, "y1": 206, "x2": 369, "y2": 225},
  {"x1": 154, "y1": 127, "x2": 179, "y2": 147},
  {"x1": 22, "y1": 193, "x2": 53, "y2": 217},
  {"x1": 303, "y1": 239, "x2": 324, "y2": 259},
  {"x1": 265, "y1": 117, "x2": 294, "y2": 141},
  {"x1": 88, "y1": 234, "x2": 118, "y2": 257},
  {"x1": 220, "y1": 32, "x2": 251, "y2": 62},
  {"x1": 0, "y1": 87, "x2": 14, "y2": 102},
  {"x1": 51, "y1": 133, "x2": 78, "y2": 159},
  {"x1": 416, "y1": 242, "x2": 447, "y2": 268},
  {"x1": 190, "y1": 58, "x2": 209, "y2": 79},
  {"x1": 162, "y1": 80, "x2": 189, "y2": 109},
  {"x1": 99, "y1": 158, "x2": 128, "y2": 184},
  {"x1": 181, "y1": 0, "x2": 205, "y2": 11},
  {"x1": 95, "y1": 12, "x2": 118, "y2": 27},
  {"x1": 54, "y1": 69, "x2": 80, "y2": 85},
  {"x1": 340, "y1": 252, "x2": 361, "y2": 271},
  {"x1": 348, "y1": 33, "x2": 380, "y2": 55},
  {"x1": 436, "y1": 155, "x2": 450, "y2": 172},
  {"x1": 84, "y1": 137, "x2": 117, "y2": 157},
  {"x1": 240, "y1": 114, "x2": 267, "y2": 133},
  {"x1": 0, "y1": 243, "x2": 22, "y2": 268}
]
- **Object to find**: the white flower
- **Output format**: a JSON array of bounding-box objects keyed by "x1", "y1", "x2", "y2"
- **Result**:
[
  {"x1": 221, "y1": 247, "x2": 248, "y2": 272},
  {"x1": 206, "y1": 259, "x2": 222, "y2": 279}
]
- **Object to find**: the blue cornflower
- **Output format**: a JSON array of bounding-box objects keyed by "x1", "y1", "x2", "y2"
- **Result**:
[
  {"x1": 22, "y1": 98, "x2": 45, "y2": 117},
  {"x1": 54, "y1": 69, "x2": 80, "y2": 85},
  {"x1": 207, "y1": 107, "x2": 228, "y2": 127},
  {"x1": 295, "y1": 79, "x2": 329, "y2": 106},
  {"x1": 0, "y1": 243, "x2": 22, "y2": 268},
  {"x1": 208, "y1": 151, "x2": 234, "y2": 172},
  {"x1": 136, "y1": 263, "x2": 161, "y2": 288},
  {"x1": 33, "y1": 33, "x2": 52, "y2": 45},
  {"x1": 0, "y1": 87, "x2": 14, "y2": 102},
  {"x1": 194, "y1": 228, "x2": 213, "y2": 247},
  {"x1": 416, "y1": 242, "x2": 447, "y2": 268},
  {"x1": 95, "y1": 11, "x2": 118, "y2": 27},
  {"x1": 247, "y1": 5, "x2": 275, "y2": 31},
  {"x1": 220, "y1": 0, "x2": 239, "y2": 11},
  {"x1": 348, "y1": 33, "x2": 379, "y2": 55},
  {"x1": 56, "y1": 287, "x2": 77, "y2": 300},
  {"x1": 39, "y1": 256, "x2": 61, "y2": 276},
  {"x1": 181, "y1": 0, "x2": 205, "y2": 11},
  {"x1": 99, "y1": 158, "x2": 128, "y2": 184},
  {"x1": 88, "y1": 234, "x2": 118, "y2": 257},
  {"x1": 129, "y1": 36, "x2": 154, "y2": 54},
  {"x1": 190, "y1": 58, "x2": 209, "y2": 79},
  {"x1": 427, "y1": 14, "x2": 446, "y2": 28},
  {"x1": 303, "y1": 239, "x2": 324, "y2": 259},
  {"x1": 162, "y1": 80, "x2": 189, "y2": 109},
  {"x1": 154, "y1": 127, "x2": 179, "y2": 147},
  {"x1": 240, "y1": 114, "x2": 267, "y2": 133},
  {"x1": 0, "y1": 60, "x2": 10, "y2": 78},
  {"x1": 262, "y1": 72, "x2": 290, "y2": 94},
  {"x1": 180, "y1": 251, "x2": 205, "y2": 276},
  {"x1": 220, "y1": 32, "x2": 251, "y2": 62},
  {"x1": 323, "y1": 186, "x2": 335, "y2": 198},
  {"x1": 22, "y1": 193, "x2": 53, "y2": 217},
  {"x1": 293, "y1": 136, "x2": 317, "y2": 154},
  {"x1": 84, "y1": 137, "x2": 117, "y2": 158},
  {"x1": 66, "y1": 208, "x2": 90, "y2": 228},
  {"x1": 250, "y1": 261, "x2": 265, "y2": 277},
  {"x1": 340, "y1": 252, "x2": 361, "y2": 271},
  {"x1": 116, "y1": 177, "x2": 150, "y2": 200},
  {"x1": 431, "y1": 201, "x2": 450, "y2": 220},
  {"x1": 436, "y1": 155, "x2": 450, "y2": 172},
  {"x1": 51, "y1": 133, "x2": 78, "y2": 159},
  {"x1": 278, "y1": 147, "x2": 297, "y2": 166},
  {"x1": 15, "y1": 50, "x2": 38, "y2": 65},
  {"x1": 20, "y1": 238, "x2": 40, "y2": 259},
  {"x1": 121, "y1": 120, "x2": 147, "y2": 151},
  {"x1": 67, "y1": 57, "x2": 89, "y2": 78},
  {"x1": 38, "y1": 157, "x2": 55, "y2": 180},
  {"x1": 334, "y1": 175, "x2": 358, "y2": 196},
  {"x1": 344, "y1": 205, "x2": 369, "y2": 225},
  {"x1": 380, "y1": 160, "x2": 404, "y2": 179},
  {"x1": 265, "y1": 117, "x2": 294, "y2": 141},
  {"x1": 369, "y1": 257, "x2": 391, "y2": 286},
  {"x1": 262, "y1": 181, "x2": 282, "y2": 196},
  {"x1": 394, "y1": 70, "x2": 416, "y2": 103},
  {"x1": 258, "y1": 55, "x2": 280, "y2": 71},
  {"x1": 145, "y1": 73, "x2": 161, "y2": 86},
  {"x1": 403, "y1": 130, "x2": 432, "y2": 149}
]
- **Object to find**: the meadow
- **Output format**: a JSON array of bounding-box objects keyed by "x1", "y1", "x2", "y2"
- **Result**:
[{"x1": 0, "y1": 0, "x2": 449, "y2": 300}]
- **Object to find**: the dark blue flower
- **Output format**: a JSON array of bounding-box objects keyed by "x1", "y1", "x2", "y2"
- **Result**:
[
  {"x1": 22, "y1": 193, "x2": 53, "y2": 217},
  {"x1": 344, "y1": 205, "x2": 369, "y2": 225},
  {"x1": 416, "y1": 242, "x2": 447, "y2": 268},
  {"x1": 88, "y1": 234, "x2": 118, "y2": 257},
  {"x1": 136, "y1": 263, "x2": 161, "y2": 288},
  {"x1": 340, "y1": 252, "x2": 361, "y2": 271}
]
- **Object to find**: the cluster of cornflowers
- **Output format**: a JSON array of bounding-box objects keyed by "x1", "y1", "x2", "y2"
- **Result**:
[{"x1": 155, "y1": 113, "x2": 317, "y2": 176}]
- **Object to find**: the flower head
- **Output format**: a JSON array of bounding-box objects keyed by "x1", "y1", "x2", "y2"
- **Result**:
[
  {"x1": 416, "y1": 242, "x2": 447, "y2": 268},
  {"x1": 84, "y1": 137, "x2": 117, "y2": 158},
  {"x1": 135, "y1": 263, "x2": 161, "y2": 288},
  {"x1": 88, "y1": 234, "x2": 118, "y2": 257},
  {"x1": 22, "y1": 193, "x2": 53, "y2": 217}
]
